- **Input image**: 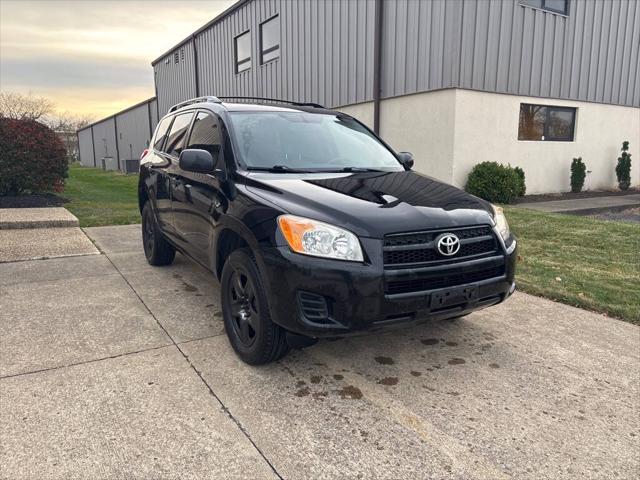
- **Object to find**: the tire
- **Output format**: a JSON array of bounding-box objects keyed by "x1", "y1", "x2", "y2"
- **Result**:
[
  {"x1": 221, "y1": 248, "x2": 290, "y2": 365},
  {"x1": 141, "y1": 202, "x2": 176, "y2": 266}
]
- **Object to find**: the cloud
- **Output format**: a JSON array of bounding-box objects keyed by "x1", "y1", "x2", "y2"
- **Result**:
[{"x1": 0, "y1": 0, "x2": 235, "y2": 117}]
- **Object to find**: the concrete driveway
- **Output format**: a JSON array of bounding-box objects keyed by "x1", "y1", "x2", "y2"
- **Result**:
[{"x1": 1, "y1": 224, "x2": 638, "y2": 480}]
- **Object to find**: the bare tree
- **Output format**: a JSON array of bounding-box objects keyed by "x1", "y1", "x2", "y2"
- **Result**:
[
  {"x1": 46, "y1": 112, "x2": 95, "y2": 133},
  {"x1": 0, "y1": 92, "x2": 55, "y2": 121},
  {"x1": 44, "y1": 112, "x2": 96, "y2": 164}
]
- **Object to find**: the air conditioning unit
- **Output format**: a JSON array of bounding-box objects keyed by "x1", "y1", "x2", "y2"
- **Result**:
[{"x1": 125, "y1": 159, "x2": 139, "y2": 174}]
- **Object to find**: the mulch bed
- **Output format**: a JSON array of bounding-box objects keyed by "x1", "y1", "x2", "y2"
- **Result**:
[
  {"x1": 514, "y1": 188, "x2": 639, "y2": 204},
  {"x1": 0, "y1": 194, "x2": 68, "y2": 208}
]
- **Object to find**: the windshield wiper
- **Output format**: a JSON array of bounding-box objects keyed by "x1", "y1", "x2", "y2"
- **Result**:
[
  {"x1": 324, "y1": 167, "x2": 385, "y2": 173},
  {"x1": 246, "y1": 165, "x2": 314, "y2": 173}
]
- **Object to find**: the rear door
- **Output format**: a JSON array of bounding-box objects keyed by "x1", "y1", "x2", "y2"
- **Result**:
[
  {"x1": 145, "y1": 115, "x2": 174, "y2": 234},
  {"x1": 172, "y1": 110, "x2": 225, "y2": 267},
  {"x1": 162, "y1": 111, "x2": 195, "y2": 249}
]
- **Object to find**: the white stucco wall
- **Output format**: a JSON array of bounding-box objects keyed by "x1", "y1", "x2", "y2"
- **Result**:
[
  {"x1": 379, "y1": 89, "x2": 457, "y2": 183},
  {"x1": 339, "y1": 89, "x2": 639, "y2": 195},
  {"x1": 452, "y1": 89, "x2": 640, "y2": 194}
]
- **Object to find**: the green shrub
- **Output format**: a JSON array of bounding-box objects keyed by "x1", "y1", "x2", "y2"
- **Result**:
[
  {"x1": 465, "y1": 161, "x2": 525, "y2": 204},
  {"x1": 570, "y1": 157, "x2": 586, "y2": 193},
  {"x1": 0, "y1": 118, "x2": 67, "y2": 195},
  {"x1": 514, "y1": 166, "x2": 526, "y2": 196},
  {"x1": 615, "y1": 141, "x2": 632, "y2": 191}
]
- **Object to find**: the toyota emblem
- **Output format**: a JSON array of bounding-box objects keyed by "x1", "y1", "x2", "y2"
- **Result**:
[{"x1": 436, "y1": 233, "x2": 460, "y2": 256}]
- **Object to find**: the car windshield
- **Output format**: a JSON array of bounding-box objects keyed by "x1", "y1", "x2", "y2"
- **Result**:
[{"x1": 228, "y1": 111, "x2": 404, "y2": 172}]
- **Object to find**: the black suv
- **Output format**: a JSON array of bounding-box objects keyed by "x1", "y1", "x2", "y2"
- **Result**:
[{"x1": 138, "y1": 96, "x2": 517, "y2": 364}]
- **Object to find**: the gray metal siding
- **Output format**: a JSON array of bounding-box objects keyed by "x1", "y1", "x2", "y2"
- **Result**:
[
  {"x1": 153, "y1": 0, "x2": 375, "y2": 109},
  {"x1": 154, "y1": 41, "x2": 197, "y2": 116},
  {"x1": 77, "y1": 128, "x2": 95, "y2": 167},
  {"x1": 91, "y1": 118, "x2": 118, "y2": 170},
  {"x1": 382, "y1": 0, "x2": 639, "y2": 106},
  {"x1": 115, "y1": 103, "x2": 152, "y2": 167}
]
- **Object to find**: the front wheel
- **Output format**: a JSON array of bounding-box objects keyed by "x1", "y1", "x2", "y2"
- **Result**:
[{"x1": 221, "y1": 248, "x2": 289, "y2": 365}]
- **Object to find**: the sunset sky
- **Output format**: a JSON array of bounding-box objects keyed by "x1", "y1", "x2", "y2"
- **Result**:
[{"x1": 0, "y1": 0, "x2": 234, "y2": 120}]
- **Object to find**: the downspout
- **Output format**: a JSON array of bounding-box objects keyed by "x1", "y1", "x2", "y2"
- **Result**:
[
  {"x1": 373, "y1": 0, "x2": 384, "y2": 135},
  {"x1": 147, "y1": 100, "x2": 153, "y2": 142},
  {"x1": 113, "y1": 115, "x2": 121, "y2": 171},
  {"x1": 77, "y1": 131, "x2": 82, "y2": 165},
  {"x1": 90, "y1": 126, "x2": 96, "y2": 168},
  {"x1": 153, "y1": 67, "x2": 160, "y2": 118},
  {"x1": 193, "y1": 36, "x2": 200, "y2": 97}
]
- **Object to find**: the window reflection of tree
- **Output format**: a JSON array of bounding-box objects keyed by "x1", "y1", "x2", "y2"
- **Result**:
[
  {"x1": 518, "y1": 104, "x2": 546, "y2": 140},
  {"x1": 548, "y1": 110, "x2": 571, "y2": 138}
]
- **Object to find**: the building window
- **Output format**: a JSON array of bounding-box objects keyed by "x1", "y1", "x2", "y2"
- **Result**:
[
  {"x1": 518, "y1": 104, "x2": 576, "y2": 141},
  {"x1": 235, "y1": 31, "x2": 251, "y2": 73},
  {"x1": 260, "y1": 15, "x2": 280, "y2": 64},
  {"x1": 520, "y1": 0, "x2": 569, "y2": 15}
]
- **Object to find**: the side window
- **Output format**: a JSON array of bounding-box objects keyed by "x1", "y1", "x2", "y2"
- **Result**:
[
  {"x1": 260, "y1": 15, "x2": 279, "y2": 64},
  {"x1": 164, "y1": 113, "x2": 194, "y2": 157},
  {"x1": 520, "y1": 0, "x2": 569, "y2": 15},
  {"x1": 153, "y1": 116, "x2": 172, "y2": 151},
  {"x1": 186, "y1": 112, "x2": 221, "y2": 158},
  {"x1": 235, "y1": 31, "x2": 251, "y2": 73}
]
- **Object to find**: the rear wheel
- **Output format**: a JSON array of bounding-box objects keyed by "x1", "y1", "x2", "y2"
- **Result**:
[
  {"x1": 141, "y1": 202, "x2": 176, "y2": 266},
  {"x1": 221, "y1": 248, "x2": 289, "y2": 365}
]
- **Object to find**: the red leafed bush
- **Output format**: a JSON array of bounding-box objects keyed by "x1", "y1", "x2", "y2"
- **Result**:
[{"x1": 0, "y1": 117, "x2": 68, "y2": 195}]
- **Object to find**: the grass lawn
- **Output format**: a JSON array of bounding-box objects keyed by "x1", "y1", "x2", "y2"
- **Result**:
[
  {"x1": 62, "y1": 164, "x2": 140, "y2": 227},
  {"x1": 60, "y1": 166, "x2": 639, "y2": 322},
  {"x1": 505, "y1": 206, "x2": 640, "y2": 323}
]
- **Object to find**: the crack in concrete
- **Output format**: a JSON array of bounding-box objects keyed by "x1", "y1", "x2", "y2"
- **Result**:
[
  {"x1": 0, "y1": 344, "x2": 173, "y2": 380},
  {"x1": 103, "y1": 252, "x2": 284, "y2": 480}
]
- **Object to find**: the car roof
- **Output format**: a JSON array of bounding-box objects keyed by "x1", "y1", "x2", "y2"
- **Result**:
[{"x1": 168, "y1": 101, "x2": 339, "y2": 117}]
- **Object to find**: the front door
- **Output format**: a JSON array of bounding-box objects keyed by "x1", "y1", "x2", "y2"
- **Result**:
[{"x1": 171, "y1": 111, "x2": 225, "y2": 268}]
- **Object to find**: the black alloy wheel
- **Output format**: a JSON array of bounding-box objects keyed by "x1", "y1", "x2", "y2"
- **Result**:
[
  {"x1": 226, "y1": 267, "x2": 259, "y2": 347},
  {"x1": 221, "y1": 248, "x2": 290, "y2": 364},
  {"x1": 141, "y1": 202, "x2": 176, "y2": 266}
]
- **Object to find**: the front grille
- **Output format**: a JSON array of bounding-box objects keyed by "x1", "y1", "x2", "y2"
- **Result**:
[
  {"x1": 385, "y1": 266, "x2": 504, "y2": 295},
  {"x1": 383, "y1": 225, "x2": 498, "y2": 267},
  {"x1": 384, "y1": 226, "x2": 492, "y2": 247}
]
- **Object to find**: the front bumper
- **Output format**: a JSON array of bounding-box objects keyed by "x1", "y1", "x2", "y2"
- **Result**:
[{"x1": 257, "y1": 236, "x2": 517, "y2": 338}]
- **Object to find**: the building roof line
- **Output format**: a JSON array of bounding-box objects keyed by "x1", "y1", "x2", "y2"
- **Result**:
[
  {"x1": 150, "y1": 0, "x2": 250, "y2": 66},
  {"x1": 77, "y1": 96, "x2": 156, "y2": 133}
]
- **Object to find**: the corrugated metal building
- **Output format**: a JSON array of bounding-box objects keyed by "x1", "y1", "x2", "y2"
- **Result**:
[
  {"x1": 79, "y1": 0, "x2": 639, "y2": 192},
  {"x1": 77, "y1": 97, "x2": 158, "y2": 173}
]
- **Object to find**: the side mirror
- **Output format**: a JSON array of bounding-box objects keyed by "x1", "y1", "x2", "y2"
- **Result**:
[
  {"x1": 398, "y1": 151, "x2": 414, "y2": 170},
  {"x1": 179, "y1": 148, "x2": 217, "y2": 174}
]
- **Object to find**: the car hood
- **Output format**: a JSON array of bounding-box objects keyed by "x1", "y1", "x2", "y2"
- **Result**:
[{"x1": 244, "y1": 170, "x2": 495, "y2": 238}]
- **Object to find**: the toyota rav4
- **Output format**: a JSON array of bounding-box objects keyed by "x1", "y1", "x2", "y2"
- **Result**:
[{"x1": 138, "y1": 96, "x2": 517, "y2": 364}]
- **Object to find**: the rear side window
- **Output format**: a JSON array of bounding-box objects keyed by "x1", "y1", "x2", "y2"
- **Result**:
[
  {"x1": 153, "y1": 116, "x2": 172, "y2": 151},
  {"x1": 164, "y1": 113, "x2": 194, "y2": 157},
  {"x1": 186, "y1": 112, "x2": 220, "y2": 157}
]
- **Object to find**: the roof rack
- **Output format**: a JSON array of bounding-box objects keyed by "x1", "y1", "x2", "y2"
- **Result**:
[
  {"x1": 217, "y1": 96, "x2": 325, "y2": 109},
  {"x1": 169, "y1": 96, "x2": 221, "y2": 112}
]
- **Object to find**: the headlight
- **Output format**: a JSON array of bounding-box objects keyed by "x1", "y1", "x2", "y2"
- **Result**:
[
  {"x1": 492, "y1": 205, "x2": 510, "y2": 241},
  {"x1": 277, "y1": 215, "x2": 364, "y2": 262}
]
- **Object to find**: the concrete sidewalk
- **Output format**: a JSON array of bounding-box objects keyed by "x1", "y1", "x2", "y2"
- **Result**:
[
  {"x1": 0, "y1": 208, "x2": 98, "y2": 262},
  {"x1": 1, "y1": 224, "x2": 638, "y2": 479},
  {"x1": 517, "y1": 193, "x2": 640, "y2": 214},
  {"x1": 0, "y1": 207, "x2": 79, "y2": 229}
]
